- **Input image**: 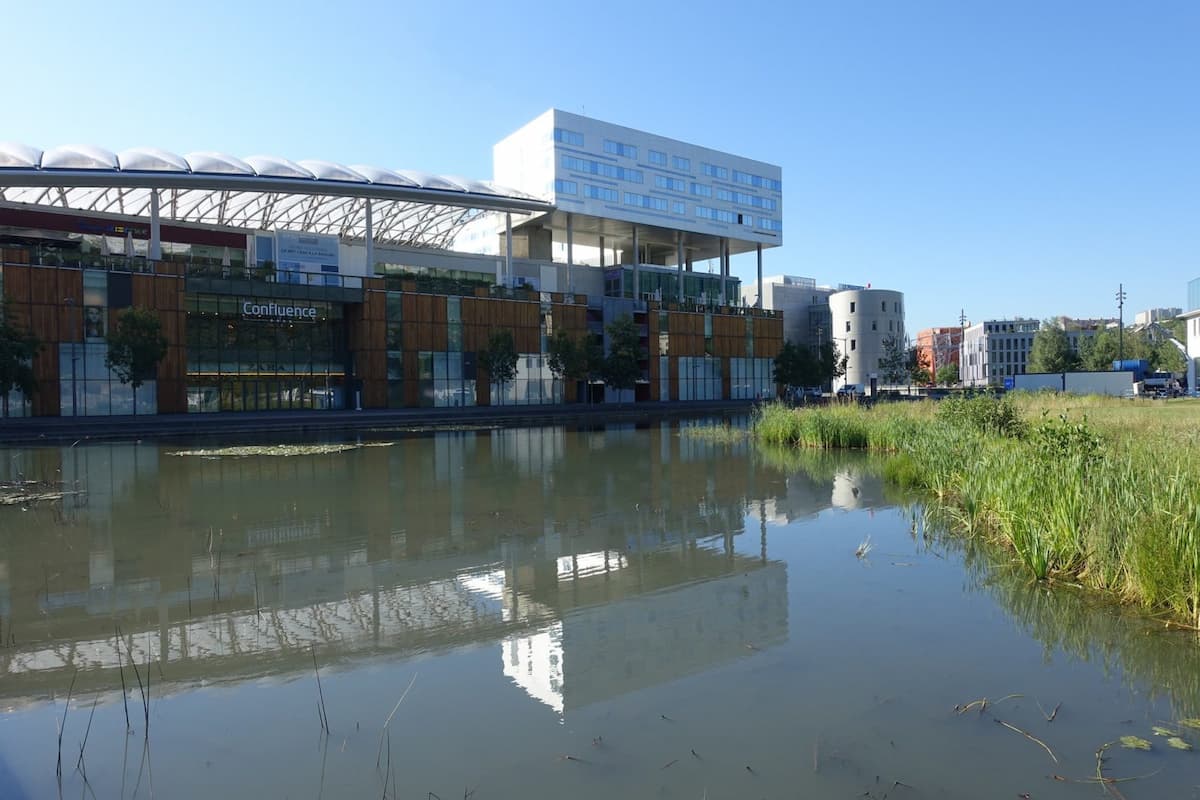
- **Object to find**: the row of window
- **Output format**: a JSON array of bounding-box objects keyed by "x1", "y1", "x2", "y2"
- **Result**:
[
  {"x1": 716, "y1": 188, "x2": 778, "y2": 211},
  {"x1": 847, "y1": 300, "x2": 903, "y2": 314},
  {"x1": 655, "y1": 175, "x2": 686, "y2": 192},
  {"x1": 554, "y1": 128, "x2": 584, "y2": 146},
  {"x1": 624, "y1": 192, "x2": 669, "y2": 211},
  {"x1": 553, "y1": 127, "x2": 779, "y2": 192},
  {"x1": 562, "y1": 155, "x2": 643, "y2": 183},
  {"x1": 603, "y1": 139, "x2": 638, "y2": 159},
  {"x1": 732, "y1": 169, "x2": 783, "y2": 192}
]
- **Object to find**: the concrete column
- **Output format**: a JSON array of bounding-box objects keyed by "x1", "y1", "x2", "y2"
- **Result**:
[
  {"x1": 756, "y1": 243, "x2": 763, "y2": 309},
  {"x1": 631, "y1": 226, "x2": 640, "y2": 301},
  {"x1": 719, "y1": 238, "x2": 728, "y2": 306},
  {"x1": 149, "y1": 190, "x2": 161, "y2": 260},
  {"x1": 676, "y1": 231, "x2": 684, "y2": 304},
  {"x1": 566, "y1": 213, "x2": 574, "y2": 295},
  {"x1": 504, "y1": 212, "x2": 513, "y2": 288},
  {"x1": 364, "y1": 199, "x2": 374, "y2": 277}
]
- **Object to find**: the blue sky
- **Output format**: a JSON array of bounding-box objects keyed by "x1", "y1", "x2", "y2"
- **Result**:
[{"x1": 4, "y1": 0, "x2": 1197, "y2": 332}]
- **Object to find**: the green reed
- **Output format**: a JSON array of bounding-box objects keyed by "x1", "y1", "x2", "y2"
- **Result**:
[{"x1": 753, "y1": 397, "x2": 1200, "y2": 627}]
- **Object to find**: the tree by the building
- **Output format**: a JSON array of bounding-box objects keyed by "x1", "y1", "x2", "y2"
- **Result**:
[
  {"x1": 105, "y1": 307, "x2": 167, "y2": 413},
  {"x1": 546, "y1": 329, "x2": 597, "y2": 402},
  {"x1": 774, "y1": 341, "x2": 819, "y2": 394},
  {"x1": 935, "y1": 363, "x2": 959, "y2": 386},
  {"x1": 479, "y1": 328, "x2": 519, "y2": 405},
  {"x1": 879, "y1": 335, "x2": 909, "y2": 385},
  {"x1": 1028, "y1": 322, "x2": 1080, "y2": 373},
  {"x1": 819, "y1": 341, "x2": 848, "y2": 384},
  {"x1": 601, "y1": 314, "x2": 642, "y2": 393},
  {"x1": 0, "y1": 302, "x2": 40, "y2": 417}
]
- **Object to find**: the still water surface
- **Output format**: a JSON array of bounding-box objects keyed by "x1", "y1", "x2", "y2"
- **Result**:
[{"x1": 0, "y1": 422, "x2": 1197, "y2": 799}]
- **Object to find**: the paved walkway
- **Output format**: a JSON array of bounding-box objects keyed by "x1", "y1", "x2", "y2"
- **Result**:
[{"x1": 0, "y1": 400, "x2": 759, "y2": 445}]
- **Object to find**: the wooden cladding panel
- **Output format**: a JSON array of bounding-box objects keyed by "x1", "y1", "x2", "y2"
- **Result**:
[
  {"x1": 132, "y1": 275, "x2": 154, "y2": 308},
  {"x1": 3, "y1": 265, "x2": 31, "y2": 302}
]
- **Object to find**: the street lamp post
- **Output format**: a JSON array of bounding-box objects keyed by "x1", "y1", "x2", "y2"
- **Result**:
[{"x1": 1116, "y1": 284, "x2": 1127, "y2": 363}]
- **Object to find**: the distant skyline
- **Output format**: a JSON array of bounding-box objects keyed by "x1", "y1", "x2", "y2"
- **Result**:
[{"x1": 3, "y1": 0, "x2": 1197, "y2": 332}]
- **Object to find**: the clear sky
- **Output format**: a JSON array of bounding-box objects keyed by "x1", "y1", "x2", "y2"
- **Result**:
[{"x1": 4, "y1": 0, "x2": 1197, "y2": 332}]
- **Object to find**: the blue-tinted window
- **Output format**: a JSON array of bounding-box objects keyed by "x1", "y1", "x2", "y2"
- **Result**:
[
  {"x1": 690, "y1": 183, "x2": 712, "y2": 197},
  {"x1": 554, "y1": 179, "x2": 578, "y2": 195},
  {"x1": 648, "y1": 150, "x2": 667, "y2": 166},
  {"x1": 672, "y1": 156, "x2": 691, "y2": 171},
  {"x1": 584, "y1": 185, "x2": 618, "y2": 202},
  {"x1": 672, "y1": 201, "x2": 685, "y2": 215},
  {"x1": 554, "y1": 128, "x2": 584, "y2": 146},
  {"x1": 624, "y1": 192, "x2": 668, "y2": 211},
  {"x1": 701, "y1": 163, "x2": 728, "y2": 180},
  {"x1": 732, "y1": 169, "x2": 782, "y2": 192},
  {"x1": 655, "y1": 175, "x2": 686, "y2": 192},
  {"x1": 759, "y1": 218, "x2": 782, "y2": 231},
  {"x1": 603, "y1": 139, "x2": 638, "y2": 159},
  {"x1": 562, "y1": 155, "x2": 643, "y2": 183}
]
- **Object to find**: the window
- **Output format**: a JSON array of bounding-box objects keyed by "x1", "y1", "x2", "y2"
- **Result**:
[
  {"x1": 694, "y1": 206, "x2": 737, "y2": 223},
  {"x1": 562, "y1": 155, "x2": 643, "y2": 183},
  {"x1": 690, "y1": 183, "x2": 712, "y2": 197},
  {"x1": 554, "y1": 179, "x2": 577, "y2": 195},
  {"x1": 554, "y1": 128, "x2": 584, "y2": 146},
  {"x1": 624, "y1": 192, "x2": 668, "y2": 211},
  {"x1": 672, "y1": 201, "x2": 685, "y2": 214},
  {"x1": 871, "y1": 321, "x2": 877, "y2": 330},
  {"x1": 758, "y1": 218, "x2": 782, "y2": 231},
  {"x1": 584, "y1": 185, "x2": 618, "y2": 202},
  {"x1": 882, "y1": 301, "x2": 887, "y2": 312},
  {"x1": 603, "y1": 139, "x2": 637, "y2": 159},
  {"x1": 850, "y1": 301, "x2": 856, "y2": 313},
  {"x1": 654, "y1": 175, "x2": 686, "y2": 192},
  {"x1": 851, "y1": 339, "x2": 856, "y2": 351},
  {"x1": 672, "y1": 156, "x2": 691, "y2": 171},
  {"x1": 701, "y1": 163, "x2": 729, "y2": 180},
  {"x1": 648, "y1": 150, "x2": 667, "y2": 166},
  {"x1": 732, "y1": 170, "x2": 782, "y2": 191},
  {"x1": 845, "y1": 321, "x2": 850, "y2": 332}
]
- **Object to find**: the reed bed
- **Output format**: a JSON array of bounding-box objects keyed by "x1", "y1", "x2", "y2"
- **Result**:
[{"x1": 753, "y1": 396, "x2": 1200, "y2": 627}]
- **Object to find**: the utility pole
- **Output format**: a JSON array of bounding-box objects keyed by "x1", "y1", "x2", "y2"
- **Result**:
[
  {"x1": 1116, "y1": 284, "x2": 1126, "y2": 363},
  {"x1": 959, "y1": 309, "x2": 967, "y2": 384}
]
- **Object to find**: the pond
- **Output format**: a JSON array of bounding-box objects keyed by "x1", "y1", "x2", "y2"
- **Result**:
[{"x1": 0, "y1": 422, "x2": 1197, "y2": 799}]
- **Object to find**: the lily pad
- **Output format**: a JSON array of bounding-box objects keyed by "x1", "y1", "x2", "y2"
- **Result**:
[
  {"x1": 1152, "y1": 726, "x2": 1176, "y2": 737},
  {"x1": 1166, "y1": 737, "x2": 1192, "y2": 751},
  {"x1": 1179, "y1": 719, "x2": 1200, "y2": 730},
  {"x1": 1119, "y1": 735, "x2": 1151, "y2": 751},
  {"x1": 169, "y1": 443, "x2": 392, "y2": 458}
]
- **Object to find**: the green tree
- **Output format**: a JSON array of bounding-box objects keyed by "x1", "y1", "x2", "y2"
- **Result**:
[
  {"x1": 773, "y1": 340, "x2": 818, "y2": 393},
  {"x1": 0, "y1": 302, "x2": 40, "y2": 417},
  {"x1": 546, "y1": 329, "x2": 596, "y2": 403},
  {"x1": 935, "y1": 363, "x2": 959, "y2": 386},
  {"x1": 1028, "y1": 322, "x2": 1080, "y2": 373},
  {"x1": 911, "y1": 365, "x2": 933, "y2": 386},
  {"x1": 1077, "y1": 328, "x2": 1120, "y2": 371},
  {"x1": 105, "y1": 307, "x2": 167, "y2": 413},
  {"x1": 819, "y1": 341, "x2": 848, "y2": 384},
  {"x1": 601, "y1": 314, "x2": 642, "y2": 393},
  {"x1": 879, "y1": 335, "x2": 908, "y2": 385},
  {"x1": 479, "y1": 328, "x2": 519, "y2": 405},
  {"x1": 1152, "y1": 338, "x2": 1186, "y2": 374}
]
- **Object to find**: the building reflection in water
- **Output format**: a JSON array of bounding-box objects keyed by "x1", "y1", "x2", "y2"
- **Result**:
[{"x1": 0, "y1": 423, "x2": 889, "y2": 714}]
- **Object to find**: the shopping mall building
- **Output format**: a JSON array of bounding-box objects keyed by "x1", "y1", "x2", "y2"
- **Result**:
[{"x1": 0, "y1": 110, "x2": 783, "y2": 417}]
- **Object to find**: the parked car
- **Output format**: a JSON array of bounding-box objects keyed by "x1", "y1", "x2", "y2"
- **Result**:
[{"x1": 836, "y1": 384, "x2": 864, "y2": 398}]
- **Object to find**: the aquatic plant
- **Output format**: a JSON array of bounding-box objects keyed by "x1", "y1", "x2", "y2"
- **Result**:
[{"x1": 751, "y1": 397, "x2": 1200, "y2": 627}]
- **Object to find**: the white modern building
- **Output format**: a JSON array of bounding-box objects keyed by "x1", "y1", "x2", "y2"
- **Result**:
[
  {"x1": 465, "y1": 109, "x2": 783, "y2": 306},
  {"x1": 828, "y1": 288, "x2": 905, "y2": 392},
  {"x1": 1135, "y1": 307, "x2": 1182, "y2": 326},
  {"x1": 743, "y1": 275, "x2": 859, "y2": 351},
  {"x1": 1180, "y1": 277, "x2": 1200, "y2": 393},
  {"x1": 960, "y1": 319, "x2": 1040, "y2": 387}
]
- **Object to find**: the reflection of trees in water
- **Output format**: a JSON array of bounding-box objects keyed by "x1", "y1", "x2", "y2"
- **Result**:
[{"x1": 923, "y1": 508, "x2": 1200, "y2": 718}]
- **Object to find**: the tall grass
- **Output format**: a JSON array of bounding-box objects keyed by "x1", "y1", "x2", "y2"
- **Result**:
[{"x1": 753, "y1": 397, "x2": 1200, "y2": 627}]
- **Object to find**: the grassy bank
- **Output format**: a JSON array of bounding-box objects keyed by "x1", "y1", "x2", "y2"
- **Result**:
[{"x1": 752, "y1": 396, "x2": 1200, "y2": 627}]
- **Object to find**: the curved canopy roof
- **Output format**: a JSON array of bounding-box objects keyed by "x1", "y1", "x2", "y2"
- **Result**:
[{"x1": 0, "y1": 143, "x2": 551, "y2": 249}]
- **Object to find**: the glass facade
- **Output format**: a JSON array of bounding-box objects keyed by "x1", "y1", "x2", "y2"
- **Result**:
[
  {"x1": 184, "y1": 293, "x2": 346, "y2": 412},
  {"x1": 59, "y1": 342, "x2": 156, "y2": 416},
  {"x1": 418, "y1": 351, "x2": 476, "y2": 408},
  {"x1": 729, "y1": 358, "x2": 774, "y2": 400},
  {"x1": 491, "y1": 354, "x2": 561, "y2": 406},
  {"x1": 678, "y1": 356, "x2": 722, "y2": 400}
]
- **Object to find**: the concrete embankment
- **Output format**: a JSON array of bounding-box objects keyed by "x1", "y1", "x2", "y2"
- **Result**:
[{"x1": 0, "y1": 401, "x2": 758, "y2": 446}]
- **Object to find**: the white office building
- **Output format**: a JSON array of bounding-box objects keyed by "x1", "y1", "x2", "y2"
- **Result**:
[
  {"x1": 828, "y1": 288, "x2": 905, "y2": 392},
  {"x1": 464, "y1": 109, "x2": 783, "y2": 306},
  {"x1": 1180, "y1": 278, "x2": 1200, "y2": 394},
  {"x1": 743, "y1": 275, "x2": 857, "y2": 351},
  {"x1": 960, "y1": 319, "x2": 1040, "y2": 387}
]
